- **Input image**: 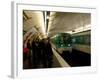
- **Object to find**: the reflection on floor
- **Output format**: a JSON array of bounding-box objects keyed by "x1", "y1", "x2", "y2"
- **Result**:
[
  {"x1": 23, "y1": 49, "x2": 91, "y2": 69},
  {"x1": 23, "y1": 53, "x2": 61, "y2": 69}
]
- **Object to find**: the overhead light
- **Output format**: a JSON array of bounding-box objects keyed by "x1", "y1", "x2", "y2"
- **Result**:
[{"x1": 46, "y1": 16, "x2": 50, "y2": 19}]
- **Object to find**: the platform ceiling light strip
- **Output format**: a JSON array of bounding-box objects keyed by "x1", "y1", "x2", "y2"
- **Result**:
[{"x1": 72, "y1": 24, "x2": 91, "y2": 34}]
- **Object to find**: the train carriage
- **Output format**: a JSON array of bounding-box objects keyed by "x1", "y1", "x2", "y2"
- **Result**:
[
  {"x1": 72, "y1": 30, "x2": 91, "y2": 54},
  {"x1": 51, "y1": 33, "x2": 72, "y2": 54}
]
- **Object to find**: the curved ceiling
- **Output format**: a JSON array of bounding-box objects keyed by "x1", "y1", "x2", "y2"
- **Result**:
[
  {"x1": 47, "y1": 12, "x2": 91, "y2": 37},
  {"x1": 23, "y1": 11, "x2": 91, "y2": 41},
  {"x1": 23, "y1": 10, "x2": 46, "y2": 35},
  {"x1": 23, "y1": 10, "x2": 46, "y2": 41}
]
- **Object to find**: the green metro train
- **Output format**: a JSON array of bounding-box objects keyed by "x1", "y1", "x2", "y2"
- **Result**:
[
  {"x1": 51, "y1": 33, "x2": 72, "y2": 53},
  {"x1": 51, "y1": 30, "x2": 90, "y2": 54}
]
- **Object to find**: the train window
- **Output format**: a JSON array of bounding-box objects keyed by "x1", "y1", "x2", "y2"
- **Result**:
[
  {"x1": 51, "y1": 33, "x2": 72, "y2": 48},
  {"x1": 72, "y1": 34, "x2": 91, "y2": 45},
  {"x1": 72, "y1": 38, "x2": 76, "y2": 43},
  {"x1": 84, "y1": 35, "x2": 91, "y2": 45}
]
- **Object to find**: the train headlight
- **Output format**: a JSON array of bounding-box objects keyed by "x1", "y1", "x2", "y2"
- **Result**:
[
  {"x1": 68, "y1": 44, "x2": 71, "y2": 47},
  {"x1": 61, "y1": 44, "x2": 63, "y2": 47}
]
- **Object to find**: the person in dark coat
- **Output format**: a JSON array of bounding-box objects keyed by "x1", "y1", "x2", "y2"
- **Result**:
[
  {"x1": 32, "y1": 40, "x2": 37, "y2": 68},
  {"x1": 27, "y1": 39, "x2": 31, "y2": 68},
  {"x1": 35, "y1": 40, "x2": 41, "y2": 67},
  {"x1": 27, "y1": 40, "x2": 31, "y2": 49},
  {"x1": 41, "y1": 39, "x2": 48, "y2": 68},
  {"x1": 45, "y1": 38, "x2": 53, "y2": 68},
  {"x1": 41, "y1": 38, "x2": 53, "y2": 68}
]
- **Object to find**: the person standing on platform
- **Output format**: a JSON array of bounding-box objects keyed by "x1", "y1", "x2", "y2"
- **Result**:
[
  {"x1": 23, "y1": 44, "x2": 29, "y2": 69},
  {"x1": 41, "y1": 39, "x2": 48, "y2": 68},
  {"x1": 45, "y1": 38, "x2": 53, "y2": 68},
  {"x1": 35, "y1": 40, "x2": 40, "y2": 67},
  {"x1": 32, "y1": 39, "x2": 38, "y2": 68},
  {"x1": 41, "y1": 38, "x2": 53, "y2": 68},
  {"x1": 27, "y1": 39, "x2": 32, "y2": 68}
]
